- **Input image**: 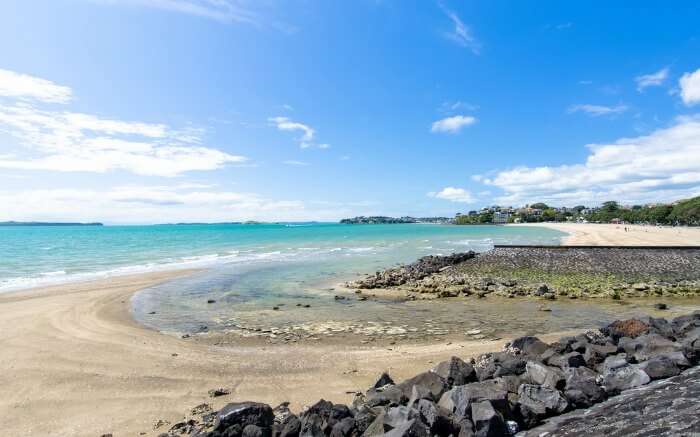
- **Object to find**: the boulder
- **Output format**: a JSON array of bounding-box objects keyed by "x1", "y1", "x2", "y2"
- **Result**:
[
  {"x1": 432, "y1": 357, "x2": 476, "y2": 387},
  {"x1": 279, "y1": 415, "x2": 301, "y2": 437},
  {"x1": 602, "y1": 319, "x2": 649, "y2": 342},
  {"x1": 596, "y1": 354, "x2": 629, "y2": 375},
  {"x1": 517, "y1": 384, "x2": 568, "y2": 427},
  {"x1": 508, "y1": 336, "x2": 549, "y2": 357},
  {"x1": 215, "y1": 402, "x2": 274, "y2": 433},
  {"x1": 639, "y1": 355, "x2": 682, "y2": 380},
  {"x1": 471, "y1": 401, "x2": 506, "y2": 437},
  {"x1": 524, "y1": 362, "x2": 565, "y2": 390},
  {"x1": 383, "y1": 419, "x2": 429, "y2": 437},
  {"x1": 492, "y1": 357, "x2": 526, "y2": 377},
  {"x1": 242, "y1": 424, "x2": 266, "y2": 437},
  {"x1": 563, "y1": 367, "x2": 605, "y2": 408},
  {"x1": 438, "y1": 381, "x2": 509, "y2": 422},
  {"x1": 416, "y1": 399, "x2": 453, "y2": 435},
  {"x1": 583, "y1": 343, "x2": 618, "y2": 367},
  {"x1": 329, "y1": 417, "x2": 356, "y2": 437},
  {"x1": 602, "y1": 364, "x2": 650, "y2": 394},
  {"x1": 365, "y1": 385, "x2": 407, "y2": 407},
  {"x1": 547, "y1": 352, "x2": 586, "y2": 370},
  {"x1": 396, "y1": 371, "x2": 447, "y2": 401},
  {"x1": 619, "y1": 333, "x2": 682, "y2": 362},
  {"x1": 372, "y1": 372, "x2": 395, "y2": 389}
]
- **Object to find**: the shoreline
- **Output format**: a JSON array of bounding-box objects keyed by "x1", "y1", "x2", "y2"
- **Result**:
[
  {"x1": 0, "y1": 270, "x2": 582, "y2": 437},
  {"x1": 511, "y1": 222, "x2": 700, "y2": 246}
]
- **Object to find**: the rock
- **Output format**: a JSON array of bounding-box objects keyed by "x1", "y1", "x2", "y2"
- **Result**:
[
  {"x1": 384, "y1": 418, "x2": 429, "y2": 437},
  {"x1": 432, "y1": 357, "x2": 476, "y2": 387},
  {"x1": 533, "y1": 284, "x2": 549, "y2": 296},
  {"x1": 602, "y1": 364, "x2": 651, "y2": 394},
  {"x1": 438, "y1": 381, "x2": 508, "y2": 422},
  {"x1": 640, "y1": 355, "x2": 682, "y2": 380},
  {"x1": 508, "y1": 336, "x2": 549, "y2": 357},
  {"x1": 415, "y1": 399, "x2": 453, "y2": 435},
  {"x1": 493, "y1": 357, "x2": 526, "y2": 377},
  {"x1": 396, "y1": 371, "x2": 447, "y2": 401},
  {"x1": 207, "y1": 299, "x2": 216, "y2": 304},
  {"x1": 620, "y1": 333, "x2": 682, "y2": 362},
  {"x1": 215, "y1": 402, "x2": 274, "y2": 433},
  {"x1": 279, "y1": 415, "x2": 301, "y2": 437},
  {"x1": 583, "y1": 343, "x2": 618, "y2": 367},
  {"x1": 596, "y1": 354, "x2": 629, "y2": 374},
  {"x1": 471, "y1": 400, "x2": 506, "y2": 437},
  {"x1": 242, "y1": 424, "x2": 265, "y2": 437},
  {"x1": 208, "y1": 388, "x2": 231, "y2": 398},
  {"x1": 372, "y1": 372, "x2": 395, "y2": 389},
  {"x1": 633, "y1": 283, "x2": 650, "y2": 291},
  {"x1": 524, "y1": 361, "x2": 565, "y2": 390},
  {"x1": 654, "y1": 302, "x2": 668, "y2": 310},
  {"x1": 365, "y1": 385, "x2": 407, "y2": 407},
  {"x1": 362, "y1": 410, "x2": 386, "y2": 436},
  {"x1": 329, "y1": 417, "x2": 355, "y2": 437},
  {"x1": 602, "y1": 319, "x2": 650, "y2": 341},
  {"x1": 547, "y1": 352, "x2": 586, "y2": 370},
  {"x1": 517, "y1": 384, "x2": 568, "y2": 427},
  {"x1": 563, "y1": 366, "x2": 605, "y2": 408}
]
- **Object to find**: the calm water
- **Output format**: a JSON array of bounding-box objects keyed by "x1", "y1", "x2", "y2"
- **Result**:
[{"x1": 1, "y1": 223, "x2": 570, "y2": 334}]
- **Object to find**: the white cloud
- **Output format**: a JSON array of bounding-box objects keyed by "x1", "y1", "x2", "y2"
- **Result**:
[
  {"x1": 428, "y1": 187, "x2": 474, "y2": 203},
  {"x1": 439, "y1": 100, "x2": 479, "y2": 114},
  {"x1": 93, "y1": 0, "x2": 259, "y2": 25},
  {"x1": 269, "y1": 116, "x2": 329, "y2": 149},
  {"x1": 0, "y1": 69, "x2": 245, "y2": 176},
  {"x1": 568, "y1": 104, "x2": 628, "y2": 117},
  {"x1": 0, "y1": 184, "x2": 373, "y2": 223},
  {"x1": 680, "y1": 68, "x2": 700, "y2": 106},
  {"x1": 431, "y1": 115, "x2": 477, "y2": 134},
  {"x1": 0, "y1": 68, "x2": 72, "y2": 103},
  {"x1": 635, "y1": 67, "x2": 669, "y2": 92},
  {"x1": 442, "y1": 8, "x2": 480, "y2": 54},
  {"x1": 476, "y1": 115, "x2": 700, "y2": 205},
  {"x1": 282, "y1": 160, "x2": 309, "y2": 166}
]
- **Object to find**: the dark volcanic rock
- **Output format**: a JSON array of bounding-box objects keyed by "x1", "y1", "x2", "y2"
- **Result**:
[
  {"x1": 471, "y1": 400, "x2": 506, "y2": 437},
  {"x1": 518, "y1": 367, "x2": 700, "y2": 436},
  {"x1": 215, "y1": 402, "x2": 274, "y2": 433},
  {"x1": 432, "y1": 356, "x2": 476, "y2": 387},
  {"x1": 563, "y1": 367, "x2": 605, "y2": 408},
  {"x1": 508, "y1": 336, "x2": 549, "y2": 357},
  {"x1": 524, "y1": 362, "x2": 565, "y2": 390},
  {"x1": 547, "y1": 352, "x2": 586, "y2": 370},
  {"x1": 372, "y1": 372, "x2": 395, "y2": 389},
  {"x1": 602, "y1": 364, "x2": 651, "y2": 394},
  {"x1": 438, "y1": 380, "x2": 509, "y2": 422},
  {"x1": 396, "y1": 371, "x2": 447, "y2": 401},
  {"x1": 517, "y1": 384, "x2": 568, "y2": 427}
]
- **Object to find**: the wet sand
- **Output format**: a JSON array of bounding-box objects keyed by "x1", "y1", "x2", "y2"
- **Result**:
[
  {"x1": 516, "y1": 222, "x2": 700, "y2": 246},
  {"x1": 0, "y1": 271, "x2": 584, "y2": 437}
]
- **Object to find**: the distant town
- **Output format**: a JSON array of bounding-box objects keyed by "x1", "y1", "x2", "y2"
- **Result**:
[{"x1": 341, "y1": 196, "x2": 700, "y2": 226}]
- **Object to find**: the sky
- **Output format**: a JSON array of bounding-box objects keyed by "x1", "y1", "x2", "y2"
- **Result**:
[{"x1": 1, "y1": 0, "x2": 700, "y2": 223}]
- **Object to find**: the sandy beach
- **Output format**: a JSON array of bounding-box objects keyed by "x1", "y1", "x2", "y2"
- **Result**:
[
  {"x1": 0, "y1": 271, "x2": 578, "y2": 437},
  {"x1": 515, "y1": 222, "x2": 700, "y2": 246},
  {"x1": 2, "y1": 224, "x2": 699, "y2": 436}
]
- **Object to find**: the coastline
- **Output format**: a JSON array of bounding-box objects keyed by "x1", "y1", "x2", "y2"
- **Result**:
[
  {"x1": 2, "y1": 223, "x2": 700, "y2": 435},
  {"x1": 0, "y1": 270, "x2": 578, "y2": 437}
]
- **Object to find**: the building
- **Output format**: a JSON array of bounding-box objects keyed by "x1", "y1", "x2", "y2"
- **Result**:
[{"x1": 493, "y1": 211, "x2": 511, "y2": 224}]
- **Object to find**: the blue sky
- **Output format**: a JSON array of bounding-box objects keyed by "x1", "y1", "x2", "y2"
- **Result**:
[{"x1": 1, "y1": 0, "x2": 700, "y2": 223}]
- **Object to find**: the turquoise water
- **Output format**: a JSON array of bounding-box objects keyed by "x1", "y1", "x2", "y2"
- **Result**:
[{"x1": 0, "y1": 223, "x2": 563, "y2": 292}]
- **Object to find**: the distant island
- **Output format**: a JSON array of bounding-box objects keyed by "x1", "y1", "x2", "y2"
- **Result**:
[
  {"x1": 340, "y1": 216, "x2": 453, "y2": 224},
  {"x1": 0, "y1": 221, "x2": 103, "y2": 226}
]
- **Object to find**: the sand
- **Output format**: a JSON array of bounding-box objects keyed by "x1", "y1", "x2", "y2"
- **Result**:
[
  {"x1": 3, "y1": 223, "x2": 699, "y2": 436},
  {"x1": 0, "y1": 271, "x2": 572, "y2": 437},
  {"x1": 515, "y1": 222, "x2": 700, "y2": 246}
]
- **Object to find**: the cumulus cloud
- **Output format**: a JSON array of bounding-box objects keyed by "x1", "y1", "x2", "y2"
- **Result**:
[
  {"x1": 567, "y1": 104, "x2": 628, "y2": 117},
  {"x1": 269, "y1": 116, "x2": 329, "y2": 148},
  {"x1": 0, "y1": 69, "x2": 244, "y2": 176},
  {"x1": 635, "y1": 67, "x2": 669, "y2": 92},
  {"x1": 428, "y1": 187, "x2": 474, "y2": 203},
  {"x1": 680, "y1": 68, "x2": 700, "y2": 106},
  {"x1": 431, "y1": 115, "x2": 477, "y2": 134},
  {"x1": 0, "y1": 68, "x2": 72, "y2": 103},
  {"x1": 476, "y1": 116, "x2": 700, "y2": 205},
  {"x1": 442, "y1": 8, "x2": 480, "y2": 54}
]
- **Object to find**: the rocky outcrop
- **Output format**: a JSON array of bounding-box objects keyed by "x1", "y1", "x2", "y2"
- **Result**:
[
  {"x1": 155, "y1": 312, "x2": 700, "y2": 437},
  {"x1": 346, "y1": 248, "x2": 700, "y2": 300}
]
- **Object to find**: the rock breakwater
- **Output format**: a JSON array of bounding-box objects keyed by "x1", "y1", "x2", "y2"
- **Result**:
[
  {"x1": 155, "y1": 311, "x2": 700, "y2": 437},
  {"x1": 347, "y1": 247, "x2": 700, "y2": 299}
]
